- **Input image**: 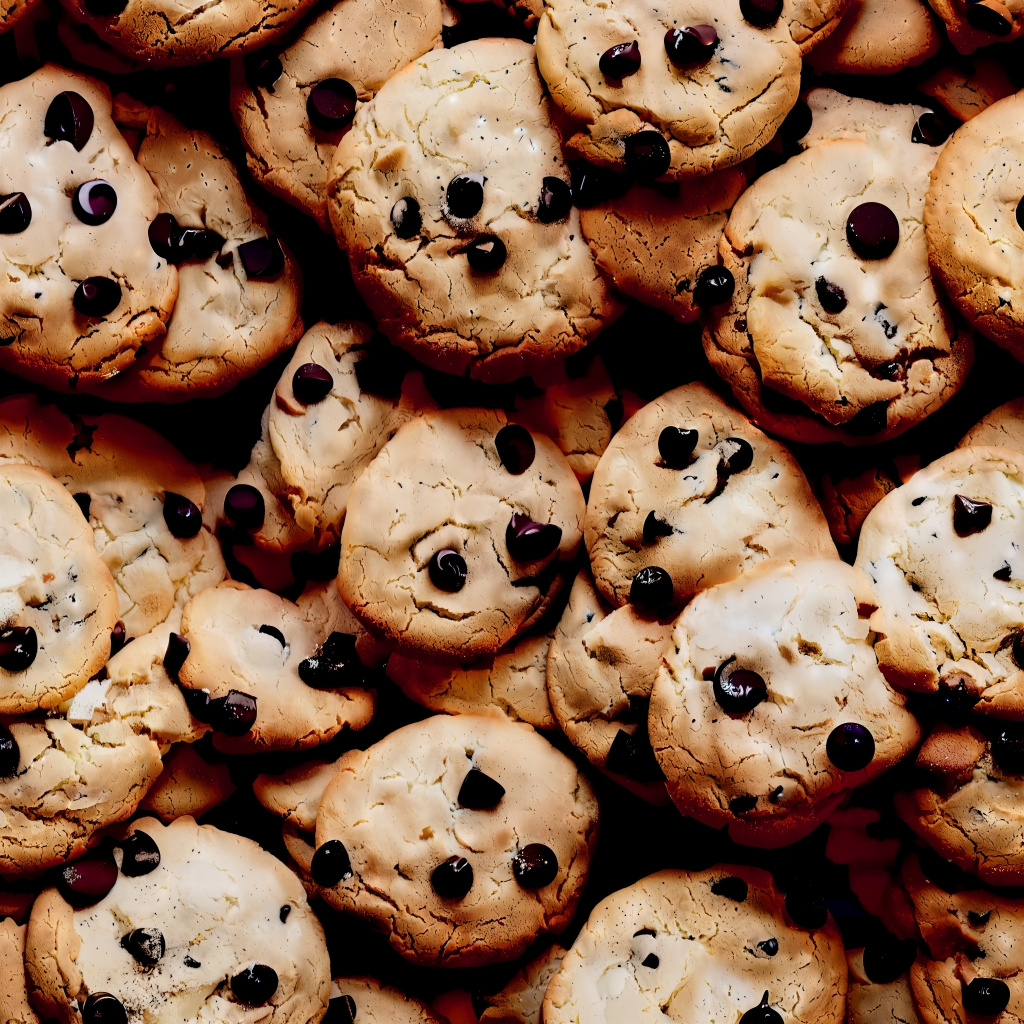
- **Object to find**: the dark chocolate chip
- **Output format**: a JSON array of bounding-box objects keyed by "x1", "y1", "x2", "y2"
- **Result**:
[
  {"x1": 121, "y1": 927, "x2": 165, "y2": 966},
  {"x1": 307, "y1": 79, "x2": 357, "y2": 131},
  {"x1": 429, "y1": 549, "x2": 467, "y2": 592},
  {"x1": 258, "y1": 624, "x2": 286, "y2": 646},
  {"x1": 512, "y1": 844, "x2": 558, "y2": 888},
  {"x1": 73, "y1": 277, "x2": 121, "y2": 318},
  {"x1": 1014, "y1": 631, "x2": 1024, "y2": 670},
  {"x1": 163, "y1": 632, "x2": 190, "y2": 681},
  {"x1": 600, "y1": 40, "x2": 642, "y2": 77},
  {"x1": 634, "y1": 928, "x2": 656, "y2": 936},
  {"x1": 72, "y1": 180, "x2": 117, "y2": 226},
  {"x1": 329, "y1": 995, "x2": 357, "y2": 1024},
  {"x1": 466, "y1": 235, "x2": 507, "y2": 272},
  {"x1": 758, "y1": 939, "x2": 778, "y2": 956},
  {"x1": 119, "y1": 830, "x2": 161, "y2": 876},
  {"x1": 0, "y1": 626, "x2": 36, "y2": 672},
  {"x1": 149, "y1": 213, "x2": 185, "y2": 261},
  {"x1": 208, "y1": 690, "x2": 258, "y2": 736},
  {"x1": 311, "y1": 840, "x2": 353, "y2": 886},
  {"x1": 292, "y1": 362, "x2": 334, "y2": 404},
  {"x1": 693, "y1": 266, "x2": 735, "y2": 307},
  {"x1": 537, "y1": 176, "x2": 573, "y2": 223},
  {"x1": 717, "y1": 437, "x2": 754, "y2": 474},
  {"x1": 643, "y1": 511, "x2": 673, "y2": 544},
  {"x1": 496, "y1": 424, "x2": 536, "y2": 474},
  {"x1": 863, "y1": 934, "x2": 918, "y2": 984},
  {"x1": 82, "y1": 993, "x2": 127, "y2": 1024},
  {"x1": 969, "y1": 911, "x2": 992, "y2": 927},
  {"x1": 641, "y1": 953, "x2": 660, "y2": 968},
  {"x1": 826, "y1": 722, "x2": 875, "y2": 771},
  {"x1": 965, "y1": 1, "x2": 1013, "y2": 34},
  {"x1": 110, "y1": 621, "x2": 127, "y2": 658},
  {"x1": 815, "y1": 277, "x2": 847, "y2": 313},
  {"x1": 624, "y1": 131, "x2": 671, "y2": 181},
  {"x1": 740, "y1": 0, "x2": 783, "y2": 23},
  {"x1": 458, "y1": 768, "x2": 506, "y2": 809},
  {"x1": 713, "y1": 657, "x2": 767, "y2": 715},
  {"x1": 953, "y1": 494, "x2": 992, "y2": 536},
  {"x1": 184, "y1": 956, "x2": 201, "y2": 968},
  {"x1": 506, "y1": 513, "x2": 562, "y2": 561},
  {"x1": 56, "y1": 854, "x2": 118, "y2": 907},
  {"x1": 181, "y1": 228, "x2": 225, "y2": 261},
  {"x1": 1017, "y1": 196, "x2": 1024, "y2": 234},
  {"x1": 448, "y1": 174, "x2": 486, "y2": 218},
  {"x1": 44, "y1": 92, "x2": 94, "y2": 151},
  {"x1": 730, "y1": 795, "x2": 758, "y2": 813},
  {"x1": 280, "y1": 905, "x2": 291, "y2": 922},
  {"x1": 224, "y1": 484, "x2": 265, "y2": 530},
  {"x1": 0, "y1": 193, "x2": 31, "y2": 233},
  {"x1": 664, "y1": 24, "x2": 718, "y2": 66},
  {"x1": 846, "y1": 202, "x2": 899, "y2": 259},
  {"x1": 912, "y1": 111, "x2": 950, "y2": 146},
  {"x1": 995, "y1": 563, "x2": 1012, "y2": 582},
  {"x1": 711, "y1": 876, "x2": 749, "y2": 901},
  {"x1": 231, "y1": 964, "x2": 279, "y2": 1006},
  {"x1": 739, "y1": 993, "x2": 783, "y2": 1024},
  {"x1": 0, "y1": 722, "x2": 19, "y2": 777},
  {"x1": 390, "y1": 197, "x2": 421, "y2": 239},
  {"x1": 962, "y1": 978, "x2": 1011, "y2": 1015},
  {"x1": 630, "y1": 566, "x2": 673, "y2": 610},
  {"x1": 785, "y1": 890, "x2": 827, "y2": 929},
  {"x1": 932, "y1": 680, "x2": 980, "y2": 725},
  {"x1": 991, "y1": 723, "x2": 1024, "y2": 774},
  {"x1": 432, "y1": 855, "x2": 474, "y2": 899},
  {"x1": 163, "y1": 492, "x2": 203, "y2": 539},
  {"x1": 244, "y1": 51, "x2": 283, "y2": 90},
  {"x1": 298, "y1": 631, "x2": 365, "y2": 689},
  {"x1": 238, "y1": 237, "x2": 284, "y2": 278},
  {"x1": 658, "y1": 426, "x2": 698, "y2": 467},
  {"x1": 843, "y1": 401, "x2": 890, "y2": 437}
]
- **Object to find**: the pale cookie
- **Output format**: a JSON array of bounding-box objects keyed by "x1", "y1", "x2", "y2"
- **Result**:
[
  {"x1": 0, "y1": 917, "x2": 39, "y2": 1024},
  {"x1": 138, "y1": 743, "x2": 236, "y2": 822},
  {"x1": 846, "y1": 948, "x2": 924, "y2": 1024},
  {"x1": 230, "y1": 0, "x2": 443, "y2": 230},
  {"x1": 855, "y1": 446, "x2": 1024, "y2": 717},
  {"x1": 0, "y1": 66, "x2": 176, "y2": 391},
  {"x1": 535, "y1": 0, "x2": 848, "y2": 181},
  {"x1": 919, "y1": 58, "x2": 1014, "y2": 122},
  {"x1": 543, "y1": 866, "x2": 847, "y2": 1024},
  {"x1": 480, "y1": 945, "x2": 567, "y2": 1024},
  {"x1": 328, "y1": 38, "x2": 622, "y2": 383},
  {"x1": 923, "y1": 0, "x2": 1023, "y2": 53},
  {"x1": 649, "y1": 559, "x2": 920, "y2": 848},
  {"x1": 176, "y1": 579, "x2": 375, "y2": 753},
  {"x1": 926, "y1": 91, "x2": 1024, "y2": 361},
  {"x1": 959, "y1": 398, "x2": 1024, "y2": 452},
  {"x1": 330, "y1": 978, "x2": 448, "y2": 1024},
  {"x1": 339, "y1": 408, "x2": 585, "y2": 662},
  {"x1": 704, "y1": 89, "x2": 971, "y2": 444},
  {"x1": 547, "y1": 572, "x2": 674, "y2": 785},
  {"x1": 306, "y1": 714, "x2": 599, "y2": 967},
  {"x1": 584, "y1": 382, "x2": 836, "y2": 613},
  {"x1": 25, "y1": 815, "x2": 331, "y2": 1024}
]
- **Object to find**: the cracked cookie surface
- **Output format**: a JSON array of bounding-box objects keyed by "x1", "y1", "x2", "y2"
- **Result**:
[
  {"x1": 330, "y1": 977, "x2": 448, "y2": 1024},
  {"x1": 922, "y1": 0, "x2": 1024, "y2": 53},
  {"x1": 480, "y1": 944, "x2": 567, "y2": 1024},
  {"x1": 959, "y1": 398, "x2": 1024, "y2": 452},
  {"x1": 845, "y1": 948, "x2": 923, "y2": 1024}
]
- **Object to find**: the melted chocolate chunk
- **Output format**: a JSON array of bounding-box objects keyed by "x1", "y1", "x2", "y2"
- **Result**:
[
  {"x1": 740, "y1": 0, "x2": 783, "y2": 24},
  {"x1": 962, "y1": 978, "x2": 1011, "y2": 1015},
  {"x1": 119, "y1": 830, "x2": 161, "y2": 876},
  {"x1": 512, "y1": 844, "x2": 558, "y2": 888},
  {"x1": 624, "y1": 131, "x2": 671, "y2": 181},
  {"x1": 785, "y1": 889, "x2": 827, "y2": 929},
  {"x1": 432, "y1": 855, "x2": 474, "y2": 899},
  {"x1": 311, "y1": 840, "x2": 353, "y2": 886},
  {"x1": 121, "y1": 927, "x2": 165, "y2": 966},
  {"x1": 538, "y1": 176, "x2": 573, "y2": 223},
  {"x1": 292, "y1": 362, "x2": 334, "y2": 404},
  {"x1": 390, "y1": 197, "x2": 422, "y2": 239},
  {"x1": 711, "y1": 876, "x2": 748, "y2": 901},
  {"x1": 148, "y1": 214, "x2": 225, "y2": 264},
  {"x1": 163, "y1": 632, "x2": 190, "y2": 681},
  {"x1": 643, "y1": 511, "x2": 673, "y2": 544},
  {"x1": 862, "y1": 934, "x2": 917, "y2": 984},
  {"x1": 826, "y1": 723, "x2": 875, "y2": 771},
  {"x1": 658, "y1": 426, "x2": 699, "y2": 468},
  {"x1": 299, "y1": 632, "x2": 366, "y2": 689},
  {"x1": 73, "y1": 277, "x2": 121, "y2": 318},
  {"x1": 693, "y1": 266, "x2": 735, "y2": 308},
  {"x1": 496, "y1": 424, "x2": 536, "y2": 474},
  {"x1": 630, "y1": 566, "x2": 673, "y2": 611},
  {"x1": 0, "y1": 722, "x2": 19, "y2": 777},
  {"x1": 307, "y1": 79, "x2": 357, "y2": 131},
  {"x1": 447, "y1": 174, "x2": 485, "y2": 218},
  {"x1": 231, "y1": 964, "x2": 279, "y2": 1006},
  {"x1": 0, "y1": 626, "x2": 36, "y2": 672},
  {"x1": 0, "y1": 193, "x2": 31, "y2": 233},
  {"x1": 714, "y1": 658, "x2": 767, "y2": 715},
  {"x1": 209, "y1": 690, "x2": 258, "y2": 736},
  {"x1": 82, "y1": 993, "x2": 127, "y2": 1024},
  {"x1": 815, "y1": 277, "x2": 847, "y2": 313},
  {"x1": 56, "y1": 854, "x2": 118, "y2": 907},
  {"x1": 466, "y1": 235, "x2": 507, "y2": 272},
  {"x1": 429, "y1": 549, "x2": 467, "y2": 592},
  {"x1": 44, "y1": 92, "x2": 94, "y2": 151},
  {"x1": 224, "y1": 484, "x2": 265, "y2": 530},
  {"x1": 163, "y1": 492, "x2": 203, "y2": 539},
  {"x1": 953, "y1": 494, "x2": 992, "y2": 537},
  {"x1": 73, "y1": 180, "x2": 117, "y2": 226},
  {"x1": 506, "y1": 513, "x2": 562, "y2": 561},
  {"x1": 739, "y1": 993, "x2": 783, "y2": 1024},
  {"x1": 458, "y1": 768, "x2": 506, "y2": 809},
  {"x1": 238, "y1": 237, "x2": 284, "y2": 278},
  {"x1": 846, "y1": 202, "x2": 900, "y2": 259},
  {"x1": 664, "y1": 24, "x2": 718, "y2": 66},
  {"x1": 600, "y1": 40, "x2": 642, "y2": 77},
  {"x1": 912, "y1": 111, "x2": 951, "y2": 146}
]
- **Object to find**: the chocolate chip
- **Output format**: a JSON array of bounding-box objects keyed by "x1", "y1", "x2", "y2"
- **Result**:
[
  {"x1": 466, "y1": 235, "x2": 506, "y2": 272},
  {"x1": 82, "y1": 993, "x2": 127, "y2": 1024},
  {"x1": 447, "y1": 174, "x2": 486, "y2": 218},
  {"x1": 658, "y1": 426, "x2": 699, "y2": 467},
  {"x1": 311, "y1": 839, "x2": 353, "y2": 886},
  {"x1": 711, "y1": 876, "x2": 748, "y2": 901},
  {"x1": 758, "y1": 939, "x2": 778, "y2": 956},
  {"x1": 73, "y1": 277, "x2": 121, "y2": 318},
  {"x1": 729, "y1": 795, "x2": 758, "y2": 813},
  {"x1": 953, "y1": 494, "x2": 992, "y2": 537},
  {"x1": 785, "y1": 890, "x2": 827, "y2": 929},
  {"x1": 293, "y1": 362, "x2": 334, "y2": 404},
  {"x1": 184, "y1": 955, "x2": 201, "y2": 968},
  {"x1": 815, "y1": 277, "x2": 847, "y2": 313},
  {"x1": 429, "y1": 549, "x2": 467, "y2": 592},
  {"x1": 496, "y1": 424, "x2": 536, "y2": 474},
  {"x1": 991, "y1": 723, "x2": 1024, "y2": 774},
  {"x1": 843, "y1": 401, "x2": 890, "y2": 437},
  {"x1": 72, "y1": 180, "x2": 117, "y2": 226},
  {"x1": 693, "y1": 266, "x2": 735, "y2": 308},
  {"x1": 329, "y1": 995, "x2": 357, "y2": 1024},
  {"x1": 846, "y1": 202, "x2": 899, "y2": 259},
  {"x1": 258, "y1": 624, "x2": 286, "y2": 646},
  {"x1": 299, "y1": 632, "x2": 365, "y2": 689},
  {"x1": 56, "y1": 854, "x2": 118, "y2": 907},
  {"x1": 717, "y1": 437, "x2": 753, "y2": 474},
  {"x1": 390, "y1": 197, "x2": 421, "y2": 239},
  {"x1": 432, "y1": 855, "x2": 474, "y2": 899},
  {"x1": 163, "y1": 492, "x2": 203, "y2": 539},
  {"x1": 1017, "y1": 196, "x2": 1024, "y2": 234},
  {"x1": 740, "y1": 0, "x2": 783, "y2": 25},
  {"x1": 280, "y1": 905, "x2": 291, "y2": 922},
  {"x1": 969, "y1": 910, "x2": 992, "y2": 927},
  {"x1": 634, "y1": 928, "x2": 656, "y2": 936},
  {"x1": 537, "y1": 177, "x2": 573, "y2": 223},
  {"x1": 182, "y1": 228, "x2": 225, "y2": 261},
  {"x1": 458, "y1": 768, "x2": 506, "y2": 809},
  {"x1": 643, "y1": 511, "x2": 673, "y2": 544},
  {"x1": 0, "y1": 193, "x2": 31, "y2": 233},
  {"x1": 862, "y1": 934, "x2": 917, "y2": 984},
  {"x1": 163, "y1": 632, "x2": 190, "y2": 681},
  {"x1": 912, "y1": 111, "x2": 950, "y2": 146},
  {"x1": 307, "y1": 79, "x2": 357, "y2": 131},
  {"x1": 44, "y1": 92, "x2": 94, "y2": 151},
  {"x1": 0, "y1": 626, "x2": 36, "y2": 672},
  {"x1": 739, "y1": 993, "x2": 783, "y2": 1024},
  {"x1": 664, "y1": 25, "x2": 718, "y2": 66},
  {"x1": 231, "y1": 964, "x2": 279, "y2": 1006},
  {"x1": 965, "y1": 1, "x2": 1013, "y2": 34},
  {"x1": 826, "y1": 722, "x2": 875, "y2": 771},
  {"x1": 962, "y1": 978, "x2": 1011, "y2": 1015},
  {"x1": 506, "y1": 513, "x2": 562, "y2": 561},
  {"x1": 224, "y1": 484, "x2": 265, "y2": 530},
  {"x1": 630, "y1": 566, "x2": 673, "y2": 611},
  {"x1": 149, "y1": 213, "x2": 185, "y2": 261},
  {"x1": 245, "y1": 51, "x2": 283, "y2": 90},
  {"x1": 0, "y1": 723, "x2": 18, "y2": 777},
  {"x1": 641, "y1": 953, "x2": 660, "y2": 968},
  {"x1": 606, "y1": 726, "x2": 665, "y2": 781},
  {"x1": 929, "y1": 680, "x2": 980, "y2": 726},
  {"x1": 208, "y1": 690, "x2": 257, "y2": 736},
  {"x1": 569, "y1": 160, "x2": 630, "y2": 208},
  {"x1": 121, "y1": 927, "x2": 165, "y2": 966},
  {"x1": 119, "y1": 830, "x2": 160, "y2": 876},
  {"x1": 512, "y1": 844, "x2": 558, "y2": 888},
  {"x1": 238, "y1": 237, "x2": 284, "y2": 278},
  {"x1": 624, "y1": 131, "x2": 671, "y2": 181},
  {"x1": 600, "y1": 40, "x2": 642, "y2": 77},
  {"x1": 995, "y1": 563, "x2": 1012, "y2": 581},
  {"x1": 1014, "y1": 631, "x2": 1024, "y2": 670},
  {"x1": 110, "y1": 621, "x2": 127, "y2": 658}
]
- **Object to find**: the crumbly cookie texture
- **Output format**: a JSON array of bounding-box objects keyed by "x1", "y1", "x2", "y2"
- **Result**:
[
  {"x1": 25, "y1": 815, "x2": 331, "y2": 1024},
  {"x1": 328, "y1": 38, "x2": 622, "y2": 384},
  {"x1": 926, "y1": 91, "x2": 1024, "y2": 360},
  {"x1": 535, "y1": 0, "x2": 847, "y2": 180},
  {"x1": 649, "y1": 559, "x2": 920, "y2": 848},
  {"x1": 230, "y1": 0, "x2": 443, "y2": 230},
  {"x1": 339, "y1": 408, "x2": 585, "y2": 661},
  {"x1": 584, "y1": 382, "x2": 836, "y2": 611},
  {"x1": 481, "y1": 944, "x2": 567, "y2": 1024},
  {"x1": 543, "y1": 866, "x2": 847, "y2": 1024},
  {"x1": 579, "y1": 170, "x2": 747, "y2": 323},
  {"x1": 959, "y1": 398, "x2": 1024, "y2": 452},
  {"x1": 331, "y1": 978, "x2": 448, "y2": 1024},
  {"x1": 0, "y1": 917, "x2": 39, "y2": 1024},
  {"x1": 704, "y1": 89, "x2": 971, "y2": 444},
  {"x1": 820, "y1": 458, "x2": 921, "y2": 548},
  {"x1": 855, "y1": 446, "x2": 1024, "y2": 716},
  {"x1": 919, "y1": 57, "x2": 1014, "y2": 121},
  {"x1": 138, "y1": 742, "x2": 236, "y2": 822},
  {"x1": 178, "y1": 580, "x2": 375, "y2": 753},
  {"x1": 0, "y1": 66, "x2": 176, "y2": 391},
  {"x1": 923, "y1": 0, "x2": 1024, "y2": 53},
  {"x1": 254, "y1": 756, "x2": 341, "y2": 830},
  {"x1": 313, "y1": 714, "x2": 599, "y2": 968},
  {"x1": 845, "y1": 948, "x2": 922, "y2": 1024}
]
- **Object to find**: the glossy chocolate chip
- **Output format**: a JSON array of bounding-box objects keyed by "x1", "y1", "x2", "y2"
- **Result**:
[
  {"x1": 238, "y1": 237, "x2": 284, "y2": 278},
  {"x1": 429, "y1": 549, "x2": 467, "y2": 592},
  {"x1": 298, "y1": 631, "x2": 365, "y2": 689},
  {"x1": 330, "y1": 995, "x2": 358, "y2": 1024},
  {"x1": 962, "y1": 978, "x2": 1011, "y2": 1015},
  {"x1": 209, "y1": 690, "x2": 258, "y2": 736},
  {"x1": 843, "y1": 401, "x2": 890, "y2": 437},
  {"x1": 538, "y1": 177, "x2": 573, "y2": 223},
  {"x1": 224, "y1": 484, "x2": 265, "y2": 530},
  {"x1": 73, "y1": 180, "x2": 117, "y2": 226},
  {"x1": 624, "y1": 131, "x2": 671, "y2": 181},
  {"x1": 863, "y1": 934, "x2": 918, "y2": 984},
  {"x1": 740, "y1": 0, "x2": 783, "y2": 25},
  {"x1": 711, "y1": 876, "x2": 748, "y2": 901},
  {"x1": 739, "y1": 993, "x2": 783, "y2": 1024},
  {"x1": 73, "y1": 277, "x2": 121, "y2": 318},
  {"x1": 600, "y1": 40, "x2": 642, "y2": 77},
  {"x1": 163, "y1": 492, "x2": 203, "y2": 539},
  {"x1": 758, "y1": 939, "x2": 778, "y2": 956},
  {"x1": 826, "y1": 722, "x2": 875, "y2": 771},
  {"x1": 785, "y1": 889, "x2": 827, "y2": 929},
  {"x1": 293, "y1": 362, "x2": 333, "y2": 404},
  {"x1": 56, "y1": 854, "x2": 118, "y2": 907},
  {"x1": 953, "y1": 494, "x2": 992, "y2": 536},
  {"x1": 965, "y1": 1, "x2": 1013, "y2": 34},
  {"x1": 119, "y1": 830, "x2": 161, "y2": 876},
  {"x1": 181, "y1": 228, "x2": 225, "y2": 261},
  {"x1": 280, "y1": 904, "x2": 291, "y2": 922},
  {"x1": 506, "y1": 513, "x2": 562, "y2": 561},
  {"x1": 630, "y1": 566, "x2": 673, "y2": 610},
  {"x1": 717, "y1": 437, "x2": 753, "y2": 474},
  {"x1": 122, "y1": 927, "x2": 165, "y2": 966},
  {"x1": 0, "y1": 722, "x2": 18, "y2": 777},
  {"x1": 846, "y1": 202, "x2": 899, "y2": 259},
  {"x1": 110, "y1": 621, "x2": 127, "y2": 658},
  {"x1": 664, "y1": 25, "x2": 718, "y2": 65},
  {"x1": 496, "y1": 424, "x2": 536, "y2": 474},
  {"x1": 44, "y1": 92, "x2": 94, "y2": 151},
  {"x1": 390, "y1": 197, "x2": 421, "y2": 239},
  {"x1": 458, "y1": 768, "x2": 506, "y2": 809},
  {"x1": 991, "y1": 723, "x2": 1024, "y2": 774},
  {"x1": 693, "y1": 266, "x2": 735, "y2": 308},
  {"x1": 447, "y1": 174, "x2": 485, "y2": 218},
  {"x1": 512, "y1": 844, "x2": 558, "y2": 888},
  {"x1": 641, "y1": 953, "x2": 659, "y2": 968},
  {"x1": 0, "y1": 626, "x2": 36, "y2": 672},
  {"x1": 311, "y1": 840, "x2": 353, "y2": 886},
  {"x1": 163, "y1": 632, "x2": 190, "y2": 681},
  {"x1": 605, "y1": 727, "x2": 665, "y2": 781},
  {"x1": 245, "y1": 51, "x2": 283, "y2": 90},
  {"x1": 232, "y1": 964, "x2": 279, "y2": 1006},
  {"x1": 258, "y1": 624, "x2": 286, "y2": 646},
  {"x1": 815, "y1": 277, "x2": 847, "y2": 313},
  {"x1": 658, "y1": 426, "x2": 699, "y2": 468},
  {"x1": 307, "y1": 79, "x2": 357, "y2": 131},
  {"x1": 466, "y1": 235, "x2": 507, "y2": 272},
  {"x1": 912, "y1": 111, "x2": 950, "y2": 146},
  {"x1": 82, "y1": 993, "x2": 127, "y2": 1024},
  {"x1": 643, "y1": 511, "x2": 673, "y2": 544},
  {"x1": 149, "y1": 213, "x2": 185, "y2": 261},
  {"x1": 432, "y1": 855, "x2": 474, "y2": 899},
  {"x1": 0, "y1": 193, "x2": 31, "y2": 233}
]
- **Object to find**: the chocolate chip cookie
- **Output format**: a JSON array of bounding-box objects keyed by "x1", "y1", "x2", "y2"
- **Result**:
[
  {"x1": 480, "y1": 945, "x2": 567, "y2": 1024},
  {"x1": 330, "y1": 978, "x2": 448, "y2": 1024},
  {"x1": 959, "y1": 398, "x2": 1024, "y2": 452},
  {"x1": 923, "y1": 0, "x2": 1024, "y2": 54}
]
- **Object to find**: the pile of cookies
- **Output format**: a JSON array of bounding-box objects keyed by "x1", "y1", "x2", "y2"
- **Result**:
[{"x1": 3, "y1": 0, "x2": 1024, "y2": 1023}]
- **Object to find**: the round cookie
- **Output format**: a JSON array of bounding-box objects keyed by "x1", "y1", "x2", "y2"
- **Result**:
[
  {"x1": 704, "y1": 89, "x2": 971, "y2": 445},
  {"x1": 328, "y1": 38, "x2": 623, "y2": 383},
  {"x1": 959, "y1": 398, "x2": 1024, "y2": 452},
  {"x1": 649, "y1": 559, "x2": 921, "y2": 847},
  {"x1": 855, "y1": 446, "x2": 1024, "y2": 717},
  {"x1": 25, "y1": 815, "x2": 331, "y2": 1024},
  {"x1": 584, "y1": 382, "x2": 836, "y2": 613},
  {"x1": 846, "y1": 948, "x2": 924, "y2": 1024},
  {"x1": 0, "y1": 916, "x2": 39, "y2": 1024},
  {"x1": 919, "y1": 58, "x2": 1015, "y2": 122},
  {"x1": 0, "y1": 66, "x2": 176, "y2": 392},
  {"x1": 330, "y1": 978, "x2": 448, "y2": 1024},
  {"x1": 480, "y1": 945, "x2": 567, "y2": 1024},
  {"x1": 137, "y1": 743, "x2": 235, "y2": 823},
  {"x1": 543, "y1": 866, "x2": 848, "y2": 1024},
  {"x1": 339, "y1": 408, "x2": 585, "y2": 661},
  {"x1": 535, "y1": 0, "x2": 848, "y2": 181},
  {"x1": 923, "y1": 0, "x2": 1024, "y2": 54},
  {"x1": 308, "y1": 713, "x2": 599, "y2": 967},
  {"x1": 926, "y1": 91, "x2": 1024, "y2": 361},
  {"x1": 230, "y1": 0, "x2": 443, "y2": 230}
]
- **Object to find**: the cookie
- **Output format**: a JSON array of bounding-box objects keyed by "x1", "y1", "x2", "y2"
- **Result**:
[
  {"x1": 577, "y1": 170, "x2": 747, "y2": 323},
  {"x1": 328, "y1": 38, "x2": 623, "y2": 383},
  {"x1": 845, "y1": 947, "x2": 923, "y2": 1024},
  {"x1": 923, "y1": 0, "x2": 1023, "y2": 53},
  {"x1": 339, "y1": 408, "x2": 585, "y2": 661},
  {"x1": 535, "y1": 0, "x2": 848, "y2": 181},
  {"x1": 230, "y1": 0, "x2": 443, "y2": 230},
  {"x1": 855, "y1": 445, "x2": 1024, "y2": 716},
  {"x1": 0, "y1": 916, "x2": 39, "y2": 1024},
  {"x1": 820, "y1": 459, "x2": 920, "y2": 548},
  {"x1": 137, "y1": 742, "x2": 236, "y2": 822},
  {"x1": 1, "y1": 0, "x2": 43, "y2": 33},
  {"x1": 926, "y1": 91, "x2": 1024, "y2": 361},
  {"x1": 959, "y1": 398, "x2": 1024, "y2": 451},
  {"x1": 480, "y1": 945, "x2": 567, "y2": 1024},
  {"x1": 649, "y1": 559, "x2": 921, "y2": 847},
  {"x1": 0, "y1": 66, "x2": 176, "y2": 391},
  {"x1": 176, "y1": 579, "x2": 375, "y2": 753},
  {"x1": 330, "y1": 978, "x2": 448, "y2": 1024},
  {"x1": 919, "y1": 57, "x2": 1015, "y2": 122},
  {"x1": 543, "y1": 866, "x2": 847, "y2": 1024},
  {"x1": 24, "y1": 815, "x2": 331, "y2": 1024},
  {"x1": 584, "y1": 382, "x2": 836, "y2": 613},
  {"x1": 704, "y1": 89, "x2": 971, "y2": 445}
]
